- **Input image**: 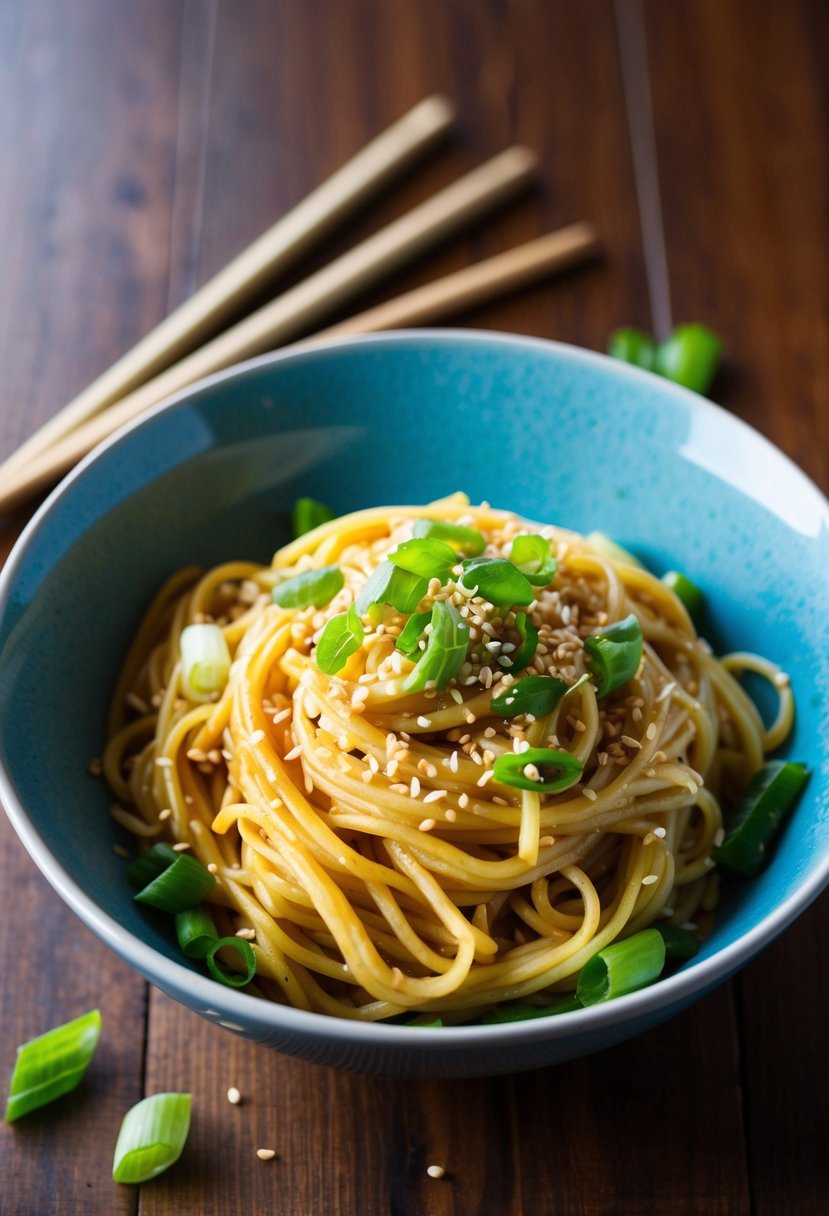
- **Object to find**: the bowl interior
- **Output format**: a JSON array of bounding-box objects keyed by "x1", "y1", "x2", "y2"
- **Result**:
[{"x1": 1, "y1": 332, "x2": 827, "y2": 1055}]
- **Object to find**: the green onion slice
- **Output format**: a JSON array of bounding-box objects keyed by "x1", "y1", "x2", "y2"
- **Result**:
[
  {"x1": 652, "y1": 923, "x2": 700, "y2": 962},
  {"x1": 272, "y1": 565, "x2": 344, "y2": 609},
  {"x1": 586, "y1": 531, "x2": 643, "y2": 568},
  {"x1": 174, "y1": 906, "x2": 219, "y2": 959},
  {"x1": 654, "y1": 323, "x2": 724, "y2": 395},
  {"x1": 205, "y1": 937, "x2": 257, "y2": 988},
  {"x1": 126, "y1": 842, "x2": 179, "y2": 889},
  {"x1": 180, "y1": 623, "x2": 231, "y2": 700},
  {"x1": 355, "y1": 561, "x2": 426, "y2": 617},
  {"x1": 134, "y1": 853, "x2": 215, "y2": 914},
  {"x1": 576, "y1": 928, "x2": 666, "y2": 1005},
  {"x1": 412, "y1": 518, "x2": 486, "y2": 555},
  {"x1": 459, "y1": 558, "x2": 534, "y2": 608},
  {"x1": 5, "y1": 1009, "x2": 102, "y2": 1122},
  {"x1": 492, "y1": 747, "x2": 583, "y2": 793},
  {"x1": 490, "y1": 674, "x2": 570, "y2": 718},
  {"x1": 511, "y1": 612, "x2": 539, "y2": 672},
  {"x1": 395, "y1": 610, "x2": 433, "y2": 660},
  {"x1": 112, "y1": 1092, "x2": 192, "y2": 1184},
  {"x1": 608, "y1": 326, "x2": 657, "y2": 371},
  {"x1": 315, "y1": 604, "x2": 365, "y2": 676},
  {"x1": 478, "y1": 994, "x2": 582, "y2": 1024},
  {"x1": 662, "y1": 570, "x2": 704, "y2": 620},
  {"x1": 389, "y1": 537, "x2": 458, "y2": 582},
  {"x1": 509, "y1": 534, "x2": 558, "y2": 587},
  {"x1": 403, "y1": 602, "x2": 470, "y2": 693},
  {"x1": 291, "y1": 497, "x2": 334, "y2": 537},
  {"x1": 712, "y1": 760, "x2": 810, "y2": 878},
  {"x1": 584, "y1": 613, "x2": 643, "y2": 698}
]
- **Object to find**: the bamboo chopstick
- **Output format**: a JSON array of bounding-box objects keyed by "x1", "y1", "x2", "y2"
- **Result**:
[
  {"x1": 0, "y1": 95, "x2": 455, "y2": 483},
  {"x1": 0, "y1": 147, "x2": 538, "y2": 513}
]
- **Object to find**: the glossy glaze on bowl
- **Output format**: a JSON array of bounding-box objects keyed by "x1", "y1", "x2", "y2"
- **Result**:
[{"x1": 0, "y1": 332, "x2": 827, "y2": 1076}]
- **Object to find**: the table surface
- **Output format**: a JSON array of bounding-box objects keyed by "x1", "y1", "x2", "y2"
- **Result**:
[{"x1": 1, "y1": 2, "x2": 827, "y2": 1213}]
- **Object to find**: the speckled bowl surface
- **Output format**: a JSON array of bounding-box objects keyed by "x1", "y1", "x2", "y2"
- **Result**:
[{"x1": 0, "y1": 331, "x2": 827, "y2": 1077}]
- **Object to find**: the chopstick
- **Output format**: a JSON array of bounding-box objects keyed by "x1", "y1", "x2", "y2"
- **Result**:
[
  {"x1": 0, "y1": 147, "x2": 539, "y2": 513},
  {"x1": 0, "y1": 95, "x2": 455, "y2": 483}
]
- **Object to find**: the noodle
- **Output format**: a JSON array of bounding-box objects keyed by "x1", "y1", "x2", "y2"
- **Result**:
[{"x1": 105, "y1": 496, "x2": 793, "y2": 1022}]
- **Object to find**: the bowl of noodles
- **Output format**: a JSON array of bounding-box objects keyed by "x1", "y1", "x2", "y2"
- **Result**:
[{"x1": 0, "y1": 331, "x2": 827, "y2": 1077}]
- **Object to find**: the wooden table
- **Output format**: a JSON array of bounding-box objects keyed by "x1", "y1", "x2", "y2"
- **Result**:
[{"x1": 1, "y1": 2, "x2": 826, "y2": 1212}]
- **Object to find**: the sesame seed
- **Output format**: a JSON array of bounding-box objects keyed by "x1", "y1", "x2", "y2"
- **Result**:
[
  {"x1": 208, "y1": 748, "x2": 223, "y2": 764},
  {"x1": 463, "y1": 710, "x2": 477, "y2": 724},
  {"x1": 483, "y1": 727, "x2": 497, "y2": 738},
  {"x1": 283, "y1": 744, "x2": 303, "y2": 762},
  {"x1": 620, "y1": 735, "x2": 642, "y2": 750},
  {"x1": 445, "y1": 808, "x2": 457, "y2": 822},
  {"x1": 271, "y1": 707, "x2": 292, "y2": 725},
  {"x1": 714, "y1": 827, "x2": 725, "y2": 847},
  {"x1": 236, "y1": 928, "x2": 256, "y2": 940},
  {"x1": 172, "y1": 842, "x2": 191, "y2": 852},
  {"x1": 773, "y1": 671, "x2": 790, "y2": 688},
  {"x1": 159, "y1": 808, "x2": 172, "y2": 821},
  {"x1": 410, "y1": 776, "x2": 421, "y2": 798},
  {"x1": 207, "y1": 863, "x2": 218, "y2": 874},
  {"x1": 653, "y1": 826, "x2": 667, "y2": 838},
  {"x1": 476, "y1": 770, "x2": 495, "y2": 787},
  {"x1": 389, "y1": 783, "x2": 408, "y2": 795},
  {"x1": 458, "y1": 793, "x2": 469, "y2": 809},
  {"x1": 256, "y1": 1148, "x2": 277, "y2": 1161},
  {"x1": 416, "y1": 715, "x2": 432, "y2": 728},
  {"x1": 419, "y1": 818, "x2": 436, "y2": 832},
  {"x1": 539, "y1": 835, "x2": 556, "y2": 847},
  {"x1": 426, "y1": 1164, "x2": 446, "y2": 1179},
  {"x1": 423, "y1": 789, "x2": 447, "y2": 804},
  {"x1": 646, "y1": 723, "x2": 657, "y2": 741},
  {"x1": 155, "y1": 757, "x2": 173, "y2": 768},
  {"x1": 583, "y1": 788, "x2": 597, "y2": 801},
  {"x1": 227, "y1": 1087, "x2": 241, "y2": 1105},
  {"x1": 642, "y1": 874, "x2": 659, "y2": 886}
]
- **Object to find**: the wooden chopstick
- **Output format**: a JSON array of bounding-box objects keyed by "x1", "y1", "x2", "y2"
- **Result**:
[
  {"x1": 0, "y1": 147, "x2": 538, "y2": 513},
  {"x1": 0, "y1": 95, "x2": 455, "y2": 483}
]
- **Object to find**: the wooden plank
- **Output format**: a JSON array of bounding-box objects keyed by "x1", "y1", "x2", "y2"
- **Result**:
[
  {"x1": 0, "y1": 2, "x2": 184, "y2": 1213},
  {"x1": 139, "y1": 3, "x2": 749, "y2": 1214},
  {"x1": 643, "y1": 2, "x2": 829, "y2": 1213}
]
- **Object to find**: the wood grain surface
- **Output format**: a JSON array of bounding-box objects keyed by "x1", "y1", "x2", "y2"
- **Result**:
[{"x1": 0, "y1": 2, "x2": 826, "y2": 1214}]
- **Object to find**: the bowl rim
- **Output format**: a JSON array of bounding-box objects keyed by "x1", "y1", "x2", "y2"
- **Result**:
[{"x1": 1, "y1": 327, "x2": 827, "y2": 1051}]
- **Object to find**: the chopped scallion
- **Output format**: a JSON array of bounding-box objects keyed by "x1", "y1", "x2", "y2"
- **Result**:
[
  {"x1": 509, "y1": 534, "x2": 558, "y2": 587},
  {"x1": 134, "y1": 852, "x2": 215, "y2": 914},
  {"x1": 492, "y1": 747, "x2": 583, "y2": 793},
  {"x1": 291, "y1": 497, "x2": 334, "y2": 537},
  {"x1": 389, "y1": 537, "x2": 458, "y2": 583},
  {"x1": 511, "y1": 612, "x2": 539, "y2": 672},
  {"x1": 655, "y1": 323, "x2": 724, "y2": 395},
  {"x1": 112, "y1": 1092, "x2": 191, "y2": 1184},
  {"x1": 584, "y1": 613, "x2": 643, "y2": 698},
  {"x1": 652, "y1": 923, "x2": 700, "y2": 961},
  {"x1": 126, "y1": 843, "x2": 179, "y2": 889},
  {"x1": 315, "y1": 604, "x2": 365, "y2": 676},
  {"x1": 478, "y1": 994, "x2": 581, "y2": 1024},
  {"x1": 412, "y1": 518, "x2": 485, "y2": 555},
  {"x1": 272, "y1": 565, "x2": 344, "y2": 609},
  {"x1": 608, "y1": 327, "x2": 657, "y2": 371},
  {"x1": 395, "y1": 610, "x2": 433, "y2": 660},
  {"x1": 712, "y1": 760, "x2": 810, "y2": 878},
  {"x1": 490, "y1": 674, "x2": 570, "y2": 718},
  {"x1": 403, "y1": 602, "x2": 470, "y2": 693},
  {"x1": 662, "y1": 570, "x2": 704, "y2": 620},
  {"x1": 174, "y1": 906, "x2": 219, "y2": 959},
  {"x1": 576, "y1": 928, "x2": 666, "y2": 1005},
  {"x1": 5, "y1": 1009, "x2": 102, "y2": 1122},
  {"x1": 180, "y1": 623, "x2": 231, "y2": 701},
  {"x1": 459, "y1": 558, "x2": 534, "y2": 608},
  {"x1": 354, "y1": 561, "x2": 426, "y2": 617},
  {"x1": 205, "y1": 936, "x2": 257, "y2": 988}
]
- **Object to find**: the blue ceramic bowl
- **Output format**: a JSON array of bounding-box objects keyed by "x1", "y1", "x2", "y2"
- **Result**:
[{"x1": 1, "y1": 332, "x2": 827, "y2": 1077}]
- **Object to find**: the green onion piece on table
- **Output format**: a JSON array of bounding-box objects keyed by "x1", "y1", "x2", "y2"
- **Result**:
[
  {"x1": 654, "y1": 323, "x2": 723, "y2": 395},
  {"x1": 608, "y1": 327, "x2": 657, "y2": 371},
  {"x1": 180, "y1": 623, "x2": 231, "y2": 701},
  {"x1": 511, "y1": 612, "x2": 539, "y2": 672},
  {"x1": 403, "y1": 602, "x2": 470, "y2": 693},
  {"x1": 389, "y1": 537, "x2": 458, "y2": 582},
  {"x1": 395, "y1": 610, "x2": 433, "y2": 659},
  {"x1": 174, "y1": 906, "x2": 219, "y2": 958},
  {"x1": 126, "y1": 842, "x2": 179, "y2": 889},
  {"x1": 509, "y1": 534, "x2": 558, "y2": 586},
  {"x1": 576, "y1": 928, "x2": 666, "y2": 1005},
  {"x1": 205, "y1": 937, "x2": 257, "y2": 988},
  {"x1": 5, "y1": 1009, "x2": 102, "y2": 1122},
  {"x1": 112, "y1": 1092, "x2": 192, "y2": 1184},
  {"x1": 291, "y1": 497, "x2": 334, "y2": 537},
  {"x1": 412, "y1": 518, "x2": 485, "y2": 555},
  {"x1": 712, "y1": 760, "x2": 810, "y2": 878},
  {"x1": 492, "y1": 747, "x2": 583, "y2": 793},
  {"x1": 661, "y1": 570, "x2": 704, "y2": 620},
  {"x1": 315, "y1": 604, "x2": 365, "y2": 675},
  {"x1": 585, "y1": 531, "x2": 643, "y2": 568},
  {"x1": 459, "y1": 557, "x2": 534, "y2": 608},
  {"x1": 272, "y1": 565, "x2": 344, "y2": 609},
  {"x1": 652, "y1": 923, "x2": 700, "y2": 962},
  {"x1": 355, "y1": 561, "x2": 426, "y2": 617},
  {"x1": 584, "y1": 614, "x2": 643, "y2": 698},
  {"x1": 134, "y1": 853, "x2": 215, "y2": 914},
  {"x1": 490, "y1": 674, "x2": 570, "y2": 718}
]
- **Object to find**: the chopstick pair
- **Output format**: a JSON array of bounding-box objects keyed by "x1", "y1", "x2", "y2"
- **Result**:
[{"x1": 0, "y1": 96, "x2": 599, "y2": 514}]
